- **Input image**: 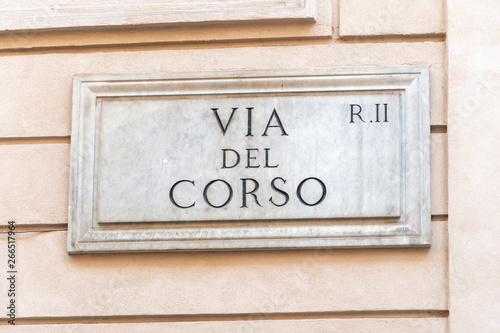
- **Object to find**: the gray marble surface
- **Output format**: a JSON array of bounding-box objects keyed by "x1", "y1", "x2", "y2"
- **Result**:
[{"x1": 96, "y1": 93, "x2": 401, "y2": 222}]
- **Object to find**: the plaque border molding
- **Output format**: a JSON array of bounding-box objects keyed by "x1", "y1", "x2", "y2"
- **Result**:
[
  {"x1": 0, "y1": 0, "x2": 316, "y2": 31},
  {"x1": 68, "y1": 66, "x2": 430, "y2": 253}
]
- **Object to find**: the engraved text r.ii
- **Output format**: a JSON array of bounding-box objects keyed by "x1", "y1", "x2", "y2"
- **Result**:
[{"x1": 350, "y1": 103, "x2": 389, "y2": 123}]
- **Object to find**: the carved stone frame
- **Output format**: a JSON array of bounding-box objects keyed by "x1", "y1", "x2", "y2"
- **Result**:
[
  {"x1": 0, "y1": 0, "x2": 317, "y2": 31},
  {"x1": 68, "y1": 66, "x2": 430, "y2": 253}
]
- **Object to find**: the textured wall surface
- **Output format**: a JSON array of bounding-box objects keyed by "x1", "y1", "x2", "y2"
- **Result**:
[
  {"x1": 448, "y1": 0, "x2": 500, "y2": 331},
  {"x1": 0, "y1": 0, "x2": 460, "y2": 331}
]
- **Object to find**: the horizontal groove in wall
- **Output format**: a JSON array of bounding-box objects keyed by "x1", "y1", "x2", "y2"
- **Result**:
[
  {"x1": 0, "y1": 33, "x2": 446, "y2": 56},
  {"x1": 0, "y1": 129, "x2": 445, "y2": 146},
  {"x1": 6, "y1": 310, "x2": 449, "y2": 326},
  {"x1": 0, "y1": 216, "x2": 447, "y2": 233},
  {"x1": 0, "y1": 136, "x2": 70, "y2": 145},
  {"x1": 0, "y1": 36, "x2": 331, "y2": 56},
  {"x1": 431, "y1": 215, "x2": 448, "y2": 222},
  {"x1": 0, "y1": 223, "x2": 68, "y2": 233},
  {"x1": 430, "y1": 125, "x2": 447, "y2": 134},
  {"x1": 339, "y1": 33, "x2": 446, "y2": 44}
]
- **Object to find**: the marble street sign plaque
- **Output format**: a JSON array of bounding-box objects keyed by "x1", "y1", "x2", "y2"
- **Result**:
[{"x1": 68, "y1": 66, "x2": 430, "y2": 253}]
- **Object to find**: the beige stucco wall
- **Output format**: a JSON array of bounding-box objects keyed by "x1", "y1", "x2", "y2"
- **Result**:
[
  {"x1": 0, "y1": 0, "x2": 497, "y2": 331},
  {"x1": 447, "y1": 0, "x2": 500, "y2": 332}
]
